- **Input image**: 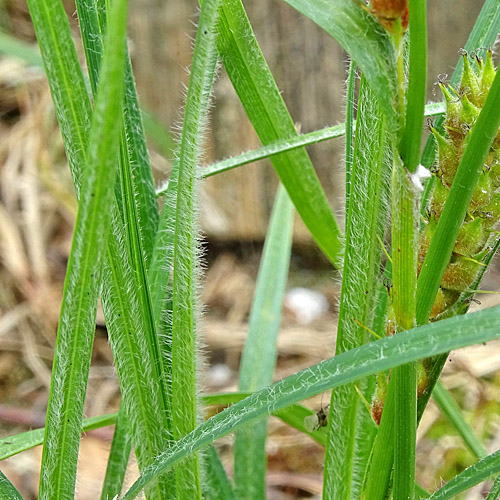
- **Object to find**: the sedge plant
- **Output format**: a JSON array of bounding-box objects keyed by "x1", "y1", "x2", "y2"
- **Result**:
[{"x1": 1, "y1": 0, "x2": 500, "y2": 499}]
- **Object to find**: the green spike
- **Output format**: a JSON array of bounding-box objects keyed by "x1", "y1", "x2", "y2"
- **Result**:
[
  {"x1": 470, "y1": 171, "x2": 492, "y2": 210},
  {"x1": 441, "y1": 256, "x2": 481, "y2": 292},
  {"x1": 430, "y1": 179, "x2": 449, "y2": 218},
  {"x1": 454, "y1": 217, "x2": 485, "y2": 256},
  {"x1": 417, "y1": 362, "x2": 428, "y2": 395},
  {"x1": 480, "y1": 51, "x2": 499, "y2": 145},
  {"x1": 422, "y1": 213, "x2": 436, "y2": 247},
  {"x1": 431, "y1": 126, "x2": 452, "y2": 152},
  {"x1": 431, "y1": 127, "x2": 460, "y2": 186},
  {"x1": 371, "y1": 372, "x2": 388, "y2": 425},
  {"x1": 460, "y1": 53, "x2": 482, "y2": 107},
  {"x1": 460, "y1": 94, "x2": 480, "y2": 126},
  {"x1": 430, "y1": 288, "x2": 459, "y2": 319},
  {"x1": 440, "y1": 83, "x2": 461, "y2": 128},
  {"x1": 481, "y1": 50, "x2": 496, "y2": 96}
]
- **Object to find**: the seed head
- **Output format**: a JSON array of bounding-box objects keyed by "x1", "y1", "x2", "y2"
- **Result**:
[{"x1": 370, "y1": 0, "x2": 409, "y2": 33}]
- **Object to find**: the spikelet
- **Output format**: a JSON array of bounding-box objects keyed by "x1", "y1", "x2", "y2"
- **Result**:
[
  {"x1": 375, "y1": 52, "x2": 498, "y2": 422},
  {"x1": 424, "y1": 50, "x2": 499, "y2": 318}
]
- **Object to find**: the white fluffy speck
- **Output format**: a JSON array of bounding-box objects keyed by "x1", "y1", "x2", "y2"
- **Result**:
[
  {"x1": 208, "y1": 363, "x2": 233, "y2": 387},
  {"x1": 284, "y1": 287, "x2": 329, "y2": 325},
  {"x1": 410, "y1": 164, "x2": 432, "y2": 192}
]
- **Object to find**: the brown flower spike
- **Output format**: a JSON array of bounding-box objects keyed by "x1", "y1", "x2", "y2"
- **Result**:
[{"x1": 370, "y1": 0, "x2": 409, "y2": 32}]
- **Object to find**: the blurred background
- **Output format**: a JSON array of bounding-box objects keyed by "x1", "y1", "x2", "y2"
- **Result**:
[{"x1": 1, "y1": 0, "x2": 500, "y2": 498}]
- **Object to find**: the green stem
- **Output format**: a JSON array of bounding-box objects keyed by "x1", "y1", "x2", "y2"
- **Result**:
[
  {"x1": 401, "y1": 0, "x2": 427, "y2": 173},
  {"x1": 391, "y1": 157, "x2": 417, "y2": 500},
  {"x1": 393, "y1": 20, "x2": 406, "y2": 137}
]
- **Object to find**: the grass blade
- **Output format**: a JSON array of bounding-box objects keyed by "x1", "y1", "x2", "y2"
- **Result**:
[
  {"x1": 0, "y1": 399, "x2": 326, "y2": 461},
  {"x1": 157, "y1": 102, "x2": 444, "y2": 191},
  {"x1": 234, "y1": 184, "x2": 294, "y2": 499},
  {"x1": 82, "y1": 238, "x2": 172, "y2": 500},
  {"x1": 432, "y1": 382, "x2": 487, "y2": 460},
  {"x1": 345, "y1": 59, "x2": 357, "y2": 216},
  {"x1": 196, "y1": 124, "x2": 345, "y2": 182},
  {"x1": 121, "y1": 304, "x2": 500, "y2": 499},
  {"x1": 0, "y1": 29, "x2": 43, "y2": 67},
  {"x1": 400, "y1": 0, "x2": 427, "y2": 173},
  {"x1": 76, "y1": 0, "x2": 166, "y2": 408},
  {"x1": 214, "y1": 0, "x2": 343, "y2": 268},
  {"x1": 8, "y1": 6, "x2": 173, "y2": 495},
  {"x1": 26, "y1": 0, "x2": 91, "y2": 191},
  {"x1": 0, "y1": 470, "x2": 23, "y2": 499},
  {"x1": 486, "y1": 473, "x2": 500, "y2": 500},
  {"x1": 416, "y1": 67, "x2": 500, "y2": 325},
  {"x1": 204, "y1": 445, "x2": 237, "y2": 500},
  {"x1": 0, "y1": 413, "x2": 117, "y2": 461},
  {"x1": 169, "y1": 1, "x2": 221, "y2": 497},
  {"x1": 363, "y1": 378, "x2": 397, "y2": 500},
  {"x1": 100, "y1": 405, "x2": 132, "y2": 500},
  {"x1": 149, "y1": 0, "x2": 218, "y2": 378},
  {"x1": 76, "y1": 0, "x2": 160, "y2": 266},
  {"x1": 148, "y1": 18, "x2": 218, "y2": 329},
  {"x1": 33, "y1": 0, "x2": 128, "y2": 495},
  {"x1": 416, "y1": 482, "x2": 431, "y2": 499},
  {"x1": 280, "y1": 0, "x2": 398, "y2": 129},
  {"x1": 427, "y1": 450, "x2": 500, "y2": 500},
  {"x1": 76, "y1": 6, "x2": 174, "y2": 496},
  {"x1": 324, "y1": 76, "x2": 390, "y2": 499}
]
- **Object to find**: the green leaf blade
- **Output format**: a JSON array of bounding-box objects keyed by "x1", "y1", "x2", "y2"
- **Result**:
[
  {"x1": 204, "y1": 445, "x2": 237, "y2": 500},
  {"x1": 234, "y1": 184, "x2": 294, "y2": 499},
  {"x1": 169, "y1": 1, "x2": 221, "y2": 497},
  {"x1": 0, "y1": 413, "x2": 117, "y2": 461},
  {"x1": 122, "y1": 305, "x2": 500, "y2": 499},
  {"x1": 0, "y1": 470, "x2": 23, "y2": 499},
  {"x1": 26, "y1": 0, "x2": 91, "y2": 190},
  {"x1": 280, "y1": 0, "x2": 398, "y2": 129},
  {"x1": 101, "y1": 222, "x2": 174, "y2": 499},
  {"x1": 214, "y1": 0, "x2": 344, "y2": 268},
  {"x1": 432, "y1": 382, "x2": 487, "y2": 461},
  {"x1": 324, "y1": 77, "x2": 390, "y2": 500},
  {"x1": 34, "y1": 0, "x2": 129, "y2": 495},
  {"x1": 486, "y1": 473, "x2": 500, "y2": 500},
  {"x1": 401, "y1": 0, "x2": 427, "y2": 173},
  {"x1": 428, "y1": 450, "x2": 500, "y2": 500},
  {"x1": 100, "y1": 405, "x2": 132, "y2": 500}
]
